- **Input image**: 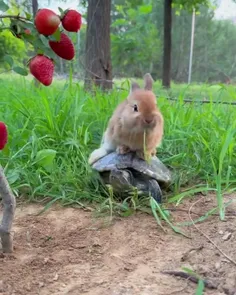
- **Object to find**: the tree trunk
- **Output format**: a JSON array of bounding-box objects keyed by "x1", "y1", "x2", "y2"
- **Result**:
[
  {"x1": 32, "y1": 0, "x2": 38, "y2": 16},
  {"x1": 162, "y1": 0, "x2": 172, "y2": 88},
  {"x1": 84, "y1": 0, "x2": 112, "y2": 91},
  {"x1": 60, "y1": 58, "x2": 64, "y2": 76},
  {"x1": 32, "y1": 0, "x2": 39, "y2": 87},
  {"x1": 0, "y1": 166, "x2": 16, "y2": 253}
]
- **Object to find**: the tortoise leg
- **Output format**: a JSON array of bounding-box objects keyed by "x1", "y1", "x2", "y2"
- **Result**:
[{"x1": 148, "y1": 179, "x2": 162, "y2": 203}]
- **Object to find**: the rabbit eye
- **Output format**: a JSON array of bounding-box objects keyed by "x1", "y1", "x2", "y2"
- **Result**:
[{"x1": 133, "y1": 104, "x2": 138, "y2": 112}]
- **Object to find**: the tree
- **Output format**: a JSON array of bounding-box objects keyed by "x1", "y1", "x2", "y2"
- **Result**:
[
  {"x1": 162, "y1": 0, "x2": 211, "y2": 88},
  {"x1": 0, "y1": 122, "x2": 16, "y2": 253},
  {"x1": 111, "y1": 2, "x2": 161, "y2": 78},
  {"x1": 32, "y1": 0, "x2": 38, "y2": 17},
  {"x1": 0, "y1": 165, "x2": 16, "y2": 253},
  {"x1": 162, "y1": 0, "x2": 172, "y2": 88},
  {"x1": 84, "y1": 0, "x2": 112, "y2": 91}
]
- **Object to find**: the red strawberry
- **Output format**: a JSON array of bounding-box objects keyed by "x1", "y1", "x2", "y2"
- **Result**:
[
  {"x1": 15, "y1": 29, "x2": 31, "y2": 39},
  {"x1": 35, "y1": 8, "x2": 61, "y2": 36},
  {"x1": 0, "y1": 122, "x2": 8, "y2": 150},
  {"x1": 61, "y1": 10, "x2": 82, "y2": 32},
  {"x1": 49, "y1": 32, "x2": 75, "y2": 60},
  {"x1": 24, "y1": 29, "x2": 31, "y2": 35},
  {"x1": 29, "y1": 55, "x2": 54, "y2": 86}
]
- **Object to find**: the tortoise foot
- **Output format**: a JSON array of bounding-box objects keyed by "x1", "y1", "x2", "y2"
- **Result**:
[{"x1": 148, "y1": 179, "x2": 162, "y2": 203}]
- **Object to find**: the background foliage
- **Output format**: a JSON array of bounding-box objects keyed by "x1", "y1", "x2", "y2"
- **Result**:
[
  {"x1": 0, "y1": 0, "x2": 236, "y2": 84},
  {"x1": 0, "y1": 30, "x2": 27, "y2": 64}
]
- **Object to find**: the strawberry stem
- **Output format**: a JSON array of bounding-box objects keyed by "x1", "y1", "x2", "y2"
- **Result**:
[{"x1": 0, "y1": 15, "x2": 31, "y2": 22}]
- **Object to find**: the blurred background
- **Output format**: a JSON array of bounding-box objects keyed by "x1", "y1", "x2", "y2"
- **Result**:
[{"x1": 1, "y1": 0, "x2": 236, "y2": 84}]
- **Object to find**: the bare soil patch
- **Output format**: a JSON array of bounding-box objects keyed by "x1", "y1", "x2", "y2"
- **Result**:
[{"x1": 1, "y1": 194, "x2": 236, "y2": 295}]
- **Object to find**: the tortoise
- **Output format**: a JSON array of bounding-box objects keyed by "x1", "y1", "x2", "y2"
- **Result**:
[{"x1": 91, "y1": 151, "x2": 172, "y2": 203}]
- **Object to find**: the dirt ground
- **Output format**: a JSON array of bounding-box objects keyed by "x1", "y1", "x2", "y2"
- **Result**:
[{"x1": 1, "y1": 194, "x2": 236, "y2": 295}]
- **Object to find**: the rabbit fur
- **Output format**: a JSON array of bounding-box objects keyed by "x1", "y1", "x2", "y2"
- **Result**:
[{"x1": 88, "y1": 73, "x2": 164, "y2": 165}]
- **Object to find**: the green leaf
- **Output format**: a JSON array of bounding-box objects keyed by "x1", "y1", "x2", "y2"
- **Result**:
[
  {"x1": 44, "y1": 48, "x2": 57, "y2": 59},
  {"x1": 151, "y1": 198, "x2": 190, "y2": 238},
  {"x1": 3, "y1": 55, "x2": 14, "y2": 67},
  {"x1": 23, "y1": 22, "x2": 36, "y2": 31},
  {"x1": 150, "y1": 198, "x2": 166, "y2": 232},
  {"x1": 36, "y1": 196, "x2": 63, "y2": 215},
  {"x1": 111, "y1": 19, "x2": 128, "y2": 27},
  {"x1": 195, "y1": 279, "x2": 205, "y2": 295},
  {"x1": 22, "y1": 32, "x2": 35, "y2": 43},
  {"x1": 58, "y1": 7, "x2": 64, "y2": 14},
  {"x1": 10, "y1": 22, "x2": 21, "y2": 34},
  {"x1": 138, "y1": 4, "x2": 152, "y2": 14},
  {"x1": 37, "y1": 49, "x2": 44, "y2": 55},
  {"x1": 6, "y1": 169, "x2": 20, "y2": 185},
  {"x1": 182, "y1": 267, "x2": 200, "y2": 278},
  {"x1": 34, "y1": 38, "x2": 45, "y2": 50},
  {"x1": 51, "y1": 28, "x2": 61, "y2": 42},
  {"x1": 0, "y1": 0, "x2": 9, "y2": 12},
  {"x1": 39, "y1": 34, "x2": 50, "y2": 48},
  {"x1": 163, "y1": 209, "x2": 171, "y2": 218},
  {"x1": 34, "y1": 149, "x2": 57, "y2": 170},
  {"x1": 25, "y1": 12, "x2": 32, "y2": 20},
  {"x1": 180, "y1": 267, "x2": 204, "y2": 294},
  {"x1": 34, "y1": 38, "x2": 55, "y2": 58},
  {"x1": 12, "y1": 66, "x2": 28, "y2": 76}
]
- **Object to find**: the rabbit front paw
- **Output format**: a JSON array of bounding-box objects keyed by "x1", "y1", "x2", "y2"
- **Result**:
[
  {"x1": 151, "y1": 149, "x2": 156, "y2": 156},
  {"x1": 116, "y1": 145, "x2": 130, "y2": 155},
  {"x1": 136, "y1": 150, "x2": 152, "y2": 162}
]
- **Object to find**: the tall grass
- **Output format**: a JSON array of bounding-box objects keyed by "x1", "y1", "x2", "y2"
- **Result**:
[{"x1": 0, "y1": 73, "x2": 236, "y2": 218}]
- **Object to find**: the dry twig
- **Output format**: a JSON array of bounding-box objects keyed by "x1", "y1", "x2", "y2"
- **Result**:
[
  {"x1": 188, "y1": 197, "x2": 236, "y2": 266},
  {"x1": 161, "y1": 270, "x2": 218, "y2": 290}
]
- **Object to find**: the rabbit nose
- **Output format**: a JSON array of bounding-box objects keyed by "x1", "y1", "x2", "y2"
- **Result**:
[{"x1": 145, "y1": 118, "x2": 153, "y2": 124}]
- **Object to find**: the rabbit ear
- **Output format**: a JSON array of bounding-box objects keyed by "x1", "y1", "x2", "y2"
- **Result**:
[
  {"x1": 143, "y1": 73, "x2": 154, "y2": 91},
  {"x1": 130, "y1": 81, "x2": 140, "y2": 93}
]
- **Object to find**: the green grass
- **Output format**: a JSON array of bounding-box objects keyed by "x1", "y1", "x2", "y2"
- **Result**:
[{"x1": 1, "y1": 73, "x2": 236, "y2": 219}]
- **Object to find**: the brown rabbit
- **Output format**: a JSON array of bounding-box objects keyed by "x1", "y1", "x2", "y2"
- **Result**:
[{"x1": 88, "y1": 73, "x2": 164, "y2": 165}]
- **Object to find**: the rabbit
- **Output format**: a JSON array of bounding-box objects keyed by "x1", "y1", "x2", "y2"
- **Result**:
[{"x1": 88, "y1": 73, "x2": 164, "y2": 165}]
